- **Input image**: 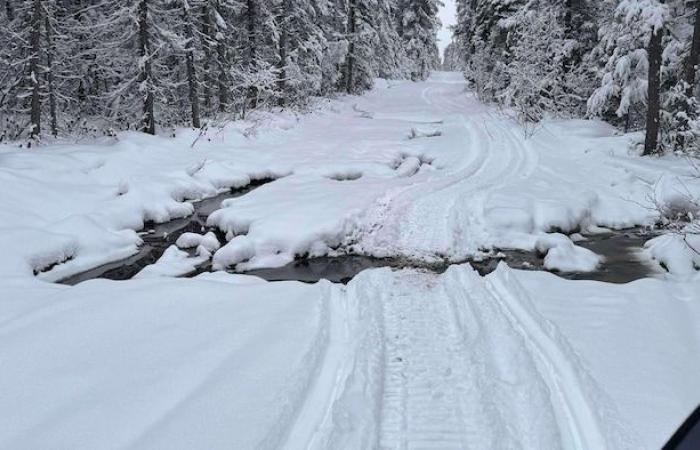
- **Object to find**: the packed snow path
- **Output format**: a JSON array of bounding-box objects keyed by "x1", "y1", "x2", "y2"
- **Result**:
[{"x1": 284, "y1": 265, "x2": 639, "y2": 450}]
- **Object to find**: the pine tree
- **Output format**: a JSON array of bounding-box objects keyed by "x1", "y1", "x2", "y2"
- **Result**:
[
  {"x1": 182, "y1": 0, "x2": 202, "y2": 128},
  {"x1": 587, "y1": 0, "x2": 669, "y2": 134},
  {"x1": 0, "y1": 0, "x2": 434, "y2": 141},
  {"x1": 343, "y1": 0, "x2": 377, "y2": 93},
  {"x1": 442, "y1": 40, "x2": 461, "y2": 71},
  {"x1": 501, "y1": 3, "x2": 571, "y2": 123},
  {"x1": 274, "y1": 0, "x2": 326, "y2": 105},
  {"x1": 397, "y1": 0, "x2": 441, "y2": 81}
]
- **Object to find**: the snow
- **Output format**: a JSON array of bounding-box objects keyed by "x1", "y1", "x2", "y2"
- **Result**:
[
  {"x1": 645, "y1": 225, "x2": 700, "y2": 277},
  {"x1": 0, "y1": 72, "x2": 699, "y2": 448},
  {"x1": 0, "y1": 277, "x2": 329, "y2": 449},
  {"x1": 175, "y1": 231, "x2": 221, "y2": 255},
  {"x1": 536, "y1": 233, "x2": 603, "y2": 272},
  {"x1": 134, "y1": 245, "x2": 207, "y2": 278}
]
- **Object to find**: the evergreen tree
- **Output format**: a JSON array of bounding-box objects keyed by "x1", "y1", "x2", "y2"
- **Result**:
[
  {"x1": 587, "y1": 0, "x2": 669, "y2": 134},
  {"x1": 1, "y1": 0, "x2": 438, "y2": 141},
  {"x1": 398, "y1": 0, "x2": 441, "y2": 80}
]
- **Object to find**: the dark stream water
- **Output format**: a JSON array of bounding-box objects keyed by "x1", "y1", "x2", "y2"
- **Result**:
[
  {"x1": 240, "y1": 229, "x2": 656, "y2": 284},
  {"x1": 59, "y1": 181, "x2": 267, "y2": 285},
  {"x1": 58, "y1": 179, "x2": 659, "y2": 286}
]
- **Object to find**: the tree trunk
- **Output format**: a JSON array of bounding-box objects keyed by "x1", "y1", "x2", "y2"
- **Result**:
[
  {"x1": 212, "y1": 0, "x2": 229, "y2": 113},
  {"x1": 685, "y1": 1, "x2": 700, "y2": 97},
  {"x1": 346, "y1": 0, "x2": 356, "y2": 94},
  {"x1": 183, "y1": 0, "x2": 201, "y2": 128},
  {"x1": 45, "y1": 14, "x2": 57, "y2": 137},
  {"x1": 5, "y1": 0, "x2": 14, "y2": 21},
  {"x1": 216, "y1": 38, "x2": 229, "y2": 113},
  {"x1": 246, "y1": 0, "x2": 258, "y2": 109},
  {"x1": 29, "y1": 0, "x2": 42, "y2": 138},
  {"x1": 276, "y1": 0, "x2": 289, "y2": 106},
  {"x1": 200, "y1": 3, "x2": 212, "y2": 114},
  {"x1": 644, "y1": 22, "x2": 663, "y2": 156},
  {"x1": 138, "y1": 0, "x2": 155, "y2": 134}
]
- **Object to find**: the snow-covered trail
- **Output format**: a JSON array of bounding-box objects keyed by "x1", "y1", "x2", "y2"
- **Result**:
[
  {"x1": 358, "y1": 77, "x2": 540, "y2": 260},
  {"x1": 283, "y1": 265, "x2": 644, "y2": 450},
  {"x1": 1, "y1": 73, "x2": 699, "y2": 450}
]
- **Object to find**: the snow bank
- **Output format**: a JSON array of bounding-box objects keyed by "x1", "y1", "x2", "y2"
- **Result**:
[
  {"x1": 208, "y1": 175, "x2": 400, "y2": 270},
  {"x1": 514, "y1": 267, "x2": 700, "y2": 448},
  {"x1": 645, "y1": 224, "x2": 700, "y2": 277},
  {"x1": 135, "y1": 246, "x2": 208, "y2": 278},
  {"x1": 0, "y1": 278, "x2": 331, "y2": 449}
]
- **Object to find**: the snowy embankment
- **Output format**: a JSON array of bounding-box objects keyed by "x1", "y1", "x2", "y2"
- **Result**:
[{"x1": 1, "y1": 72, "x2": 699, "y2": 448}]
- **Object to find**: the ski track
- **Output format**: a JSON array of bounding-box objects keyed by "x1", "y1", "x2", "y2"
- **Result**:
[
  {"x1": 279, "y1": 80, "x2": 637, "y2": 449},
  {"x1": 283, "y1": 265, "x2": 634, "y2": 449},
  {"x1": 360, "y1": 80, "x2": 538, "y2": 260}
]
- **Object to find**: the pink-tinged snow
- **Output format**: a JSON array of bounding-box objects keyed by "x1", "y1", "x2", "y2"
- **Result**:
[{"x1": 0, "y1": 72, "x2": 699, "y2": 448}]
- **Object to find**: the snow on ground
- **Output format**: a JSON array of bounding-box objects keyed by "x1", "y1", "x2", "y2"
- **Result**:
[
  {"x1": 1, "y1": 266, "x2": 697, "y2": 449},
  {"x1": 1, "y1": 72, "x2": 699, "y2": 448},
  {"x1": 0, "y1": 277, "x2": 330, "y2": 449},
  {"x1": 2, "y1": 72, "x2": 699, "y2": 278}
]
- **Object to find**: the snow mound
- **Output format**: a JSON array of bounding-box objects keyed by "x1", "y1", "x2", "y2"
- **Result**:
[
  {"x1": 135, "y1": 245, "x2": 207, "y2": 278},
  {"x1": 176, "y1": 231, "x2": 221, "y2": 254},
  {"x1": 644, "y1": 223, "x2": 700, "y2": 277},
  {"x1": 536, "y1": 233, "x2": 603, "y2": 272},
  {"x1": 395, "y1": 156, "x2": 422, "y2": 177},
  {"x1": 212, "y1": 236, "x2": 256, "y2": 270}
]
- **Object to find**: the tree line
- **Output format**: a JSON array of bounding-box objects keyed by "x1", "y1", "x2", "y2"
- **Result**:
[
  {"x1": 449, "y1": 0, "x2": 700, "y2": 156},
  {"x1": 0, "y1": 0, "x2": 442, "y2": 141}
]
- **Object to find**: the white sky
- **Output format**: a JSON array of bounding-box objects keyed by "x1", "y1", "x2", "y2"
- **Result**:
[{"x1": 437, "y1": 0, "x2": 457, "y2": 55}]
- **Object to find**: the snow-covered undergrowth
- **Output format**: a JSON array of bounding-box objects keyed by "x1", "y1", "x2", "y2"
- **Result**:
[{"x1": 1, "y1": 72, "x2": 699, "y2": 448}]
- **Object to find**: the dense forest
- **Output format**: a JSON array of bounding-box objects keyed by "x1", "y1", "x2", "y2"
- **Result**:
[
  {"x1": 447, "y1": 0, "x2": 700, "y2": 156},
  {"x1": 0, "y1": 0, "x2": 441, "y2": 140}
]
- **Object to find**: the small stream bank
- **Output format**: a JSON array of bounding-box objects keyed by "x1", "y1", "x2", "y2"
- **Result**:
[
  {"x1": 58, "y1": 180, "x2": 270, "y2": 285},
  {"x1": 238, "y1": 229, "x2": 658, "y2": 284},
  {"x1": 57, "y1": 178, "x2": 660, "y2": 286}
]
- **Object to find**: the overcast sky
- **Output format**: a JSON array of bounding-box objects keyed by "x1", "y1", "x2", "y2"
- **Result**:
[{"x1": 437, "y1": 0, "x2": 457, "y2": 56}]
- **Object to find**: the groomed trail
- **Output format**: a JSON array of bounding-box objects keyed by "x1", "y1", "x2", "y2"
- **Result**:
[{"x1": 282, "y1": 265, "x2": 637, "y2": 450}]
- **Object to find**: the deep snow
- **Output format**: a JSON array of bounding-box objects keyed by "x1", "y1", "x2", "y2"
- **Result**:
[{"x1": 1, "y1": 72, "x2": 699, "y2": 449}]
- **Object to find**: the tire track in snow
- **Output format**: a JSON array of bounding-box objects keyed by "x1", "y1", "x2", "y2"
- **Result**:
[
  {"x1": 483, "y1": 267, "x2": 638, "y2": 450},
  {"x1": 360, "y1": 81, "x2": 538, "y2": 260},
  {"x1": 379, "y1": 271, "x2": 472, "y2": 449},
  {"x1": 281, "y1": 283, "x2": 349, "y2": 450},
  {"x1": 283, "y1": 266, "x2": 636, "y2": 449}
]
